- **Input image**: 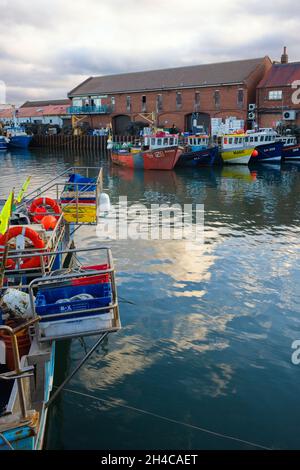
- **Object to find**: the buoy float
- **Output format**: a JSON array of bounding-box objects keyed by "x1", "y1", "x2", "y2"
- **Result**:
[{"x1": 29, "y1": 197, "x2": 61, "y2": 223}]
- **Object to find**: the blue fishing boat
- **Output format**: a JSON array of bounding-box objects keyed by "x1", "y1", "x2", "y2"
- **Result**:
[
  {"x1": 279, "y1": 136, "x2": 300, "y2": 161},
  {"x1": 5, "y1": 126, "x2": 32, "y2": 149},
  {"x1": 177, "y1": 146, "x2": 220, "y2": 167},
  {"x1": 0, "y1": 167, "x2": 120, "y2": 450},
  {"x1": 176, "y1": 134, "x2": 220, "y2": 167},
  {"x1": 249, "y1": 141, "x2": 283, "y2": 164},
  {"x1": 245, "y1": 129, "x2": 283, "y2": 163}
]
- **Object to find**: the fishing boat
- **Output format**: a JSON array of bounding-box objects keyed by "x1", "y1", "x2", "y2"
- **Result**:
[
  {"x1": 0, "y1": 136, "x2": 9, "y2": 151},
  {"x1": 245, "y1": 129, "x2": 283, "y2": 163},
  {"x1": 110, "y1": 132, "x2": 183, "y2": 170},
  {"x1": 278, "y1": 135, "x2": 300, "y2": 161},
  {"x1": 218, "y1": 133, "x2": 255, "y2": 164},
  {"x1": 177, "y1": 135, "x2": 220, "y2": 167},
  {"x1": 5, "y1": 126, "x2": 32, "y2": 149},
  {"x1": 0, "y1": 167, "x2": 120, "y2": 450}
]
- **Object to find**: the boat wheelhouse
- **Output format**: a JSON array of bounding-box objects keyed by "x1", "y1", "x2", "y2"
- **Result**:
[
  {"x1": 143, "y1": 132, "x2": 179, "y2": 150},
  {"x1": 186, "y1": 134, "x2": 209, "y2": 151}
]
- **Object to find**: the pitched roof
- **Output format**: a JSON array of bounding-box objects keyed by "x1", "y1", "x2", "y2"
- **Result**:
[
  {"x1": 20, "y1": 99, "x2": 71, "y2": 108},
  {"x1": 69, "y1": 57, "x2": 268, "y2": 96},
  {"x1": 257, "y1": 62, "x2": 300, "y2": 88}
]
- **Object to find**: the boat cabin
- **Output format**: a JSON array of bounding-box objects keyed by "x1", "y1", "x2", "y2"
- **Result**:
[
  {"x1": 217, "y1": 133, "x2": 247, "y2": 150},
  {"x1": 187, "y1": 135, "x2": 209, "y2": 151},
  {"x1": 143, "y1": 133, "x2": 179, "y2": 150}
]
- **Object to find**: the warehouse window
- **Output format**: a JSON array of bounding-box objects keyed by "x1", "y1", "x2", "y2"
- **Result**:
[
  {"x1": 194, "y1": 92, "x2": 200, "y2": 110},
  {"x1": 156, "y1": 94, "x2": 163, "y2": 112},
  {"x1": 111, "y1": 97, "x2": 115, "y2": 111},
  {"x1": 237, "y1": 88, "x2": 244, "y2": 106},
  {"x1": 176, "y1": 92, "x2": 182, "y2": 110},
  {"x1": 126, "y1": 96, "x2": 131, "y2": 112},
  {"x1": 214, "y1": 90, "x2": 220, "y2": 108},
  {"x1": 142, "y1": 95, "x2": 147, "y2": 112},
  {"x1": 268, "y1": 90, "x2": 283, "y2": 100}
]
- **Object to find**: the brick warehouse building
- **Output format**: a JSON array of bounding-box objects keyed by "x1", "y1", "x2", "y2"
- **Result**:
[
  {"x1": 256, "y1": 48, "x2": 300, "y2": 128},
  {"x1": 68, "y1": 56, "x2": 271, "y2": 134}
]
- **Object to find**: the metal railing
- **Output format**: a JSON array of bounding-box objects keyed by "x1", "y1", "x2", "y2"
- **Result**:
[{"x1": 67, "y1": 105, "x2": 112, "y2": 115}]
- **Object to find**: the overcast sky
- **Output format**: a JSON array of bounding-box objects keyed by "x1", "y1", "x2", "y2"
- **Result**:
[{"x1": 0, "y1": 0, "x2": 299, "y2": 104}]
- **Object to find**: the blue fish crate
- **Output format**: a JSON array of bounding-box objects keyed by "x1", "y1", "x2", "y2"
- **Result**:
[{"x1": 35, "y1": 282, "x2": 112, "y2": 321}]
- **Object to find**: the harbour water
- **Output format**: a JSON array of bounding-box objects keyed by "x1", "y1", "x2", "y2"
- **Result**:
[{"x1": 1, "y1": 149, "x2": 300, "y2": 449}]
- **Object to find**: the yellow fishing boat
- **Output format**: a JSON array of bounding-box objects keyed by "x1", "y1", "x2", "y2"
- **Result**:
[{"x1": 218, "y1": 133, "x2": 255, "y2": 164}]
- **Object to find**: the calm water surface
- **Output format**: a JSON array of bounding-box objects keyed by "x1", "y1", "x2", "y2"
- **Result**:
[{"x1": 1, "y1": 148, "x2": 300, "y2": 449}]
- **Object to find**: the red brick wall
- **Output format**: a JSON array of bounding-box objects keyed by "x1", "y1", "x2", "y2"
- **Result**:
[
  {"x1": 257, "y1": 85, "x2": 300, "y2": 127},
  {"x1": 107, "y1": 85, "x2": 250, "y2": 131}
]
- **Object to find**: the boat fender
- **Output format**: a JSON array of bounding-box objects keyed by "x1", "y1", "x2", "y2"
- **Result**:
[{"x1": 99, "y1": 193, "x2": 111, "y2": 214}]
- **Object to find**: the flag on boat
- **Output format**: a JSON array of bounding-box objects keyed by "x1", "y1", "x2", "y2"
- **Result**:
[
  {"x1": 0, "y1": 192, "x2": 14, "y2": 235},
  {"x1": 16, "y1": 176, "x2": 31, "y2": 203}
]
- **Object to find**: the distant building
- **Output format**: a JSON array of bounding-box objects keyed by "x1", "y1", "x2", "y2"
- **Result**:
[
  {"x1": 256, "y1": 48, "x2": 300, "y2": 128},
  {"x1": 17, "y1": 99, "x2": 71, "y2": 127},
  {"x1": 68, "y1": 57, "x2": 272, "y2": 134}
]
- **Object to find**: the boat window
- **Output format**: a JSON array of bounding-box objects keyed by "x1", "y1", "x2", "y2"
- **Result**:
[
  {"x1": 224, "y1": 138, "x2": 228, "y2": 144},
  {"x1": 157, "y1": 138, "x2": 162, "y2": 145},
  {"x1": 254, "y1": 136, "x2": 258, "y2": 142},
  {"x1": 250, "y1": 137, "x2": 254, "y2": 142},
  {"x1": 163, "y1": 138, "x2": 168, "y2": 145},
  {"x1": 239, "y1": 138, "x2": 243, "y2": 144},
  {"x1": 260, "y1": 136, "x2": 264, "y2": 142},
  {"x1": 234, "y1": 138, "x2": 238, "y2": 144},
  {"x1": 228, "y1": 138, "x2": 232, "y2": 144},
  {"x1": 151, "y1": 138, "x2": 155, "y2": 145},
  {"x1": 245, "y1": 137, "x2": 249, "y2": 142},
  {"x1": 170, "y1": 138, "x2": 174, "y2": 145}
]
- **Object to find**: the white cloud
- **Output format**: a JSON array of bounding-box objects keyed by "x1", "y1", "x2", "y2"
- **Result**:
[{"x1": 0, "y1": 0, "x2": 299, "y2": 104}]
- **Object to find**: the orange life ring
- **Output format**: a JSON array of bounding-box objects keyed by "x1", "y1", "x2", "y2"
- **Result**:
[
  {"x1": 29, "y1": 197, "x2": 61, "y2": 223},
  {"x1": 0, "y1": 226, "x2": 45, "y2": 270}
]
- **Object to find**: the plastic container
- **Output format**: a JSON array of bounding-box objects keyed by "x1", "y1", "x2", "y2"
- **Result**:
[
  {"x1": 35, "y1": 282, "x2": 112, "y2": 321},
  {"x1": 65, "y1": 174, "x2": 96, "y2": 192},
  {"x1": 72, "y1": 264, "x2": 110, "y2": 286},
  {"x1": 0, "y1": 320, "x2": 31, "y2": 371}
]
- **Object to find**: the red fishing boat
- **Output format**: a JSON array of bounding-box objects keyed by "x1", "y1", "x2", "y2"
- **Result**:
[{"x1": 110, "y1": 132, "x2": 183, "y2": 170}]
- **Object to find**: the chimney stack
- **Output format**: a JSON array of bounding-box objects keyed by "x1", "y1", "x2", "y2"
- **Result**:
[{"x1": 281, "y1": 46, "x2": 288, "y2": 64}]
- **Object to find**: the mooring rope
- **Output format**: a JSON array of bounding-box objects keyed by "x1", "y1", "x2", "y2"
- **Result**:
[{"x1": 58, "y1": 387, "x2": 273, "y2": 450}]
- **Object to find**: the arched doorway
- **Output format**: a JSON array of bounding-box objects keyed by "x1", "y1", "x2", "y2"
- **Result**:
[
  {"x1": 113, "y1": 115, "x2": 131, "y2": 135},
  {"x1": 185, "y1": 113, "x2": 211, "y2": 133}
]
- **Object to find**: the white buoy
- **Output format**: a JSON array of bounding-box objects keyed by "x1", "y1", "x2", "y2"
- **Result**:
[{"x1": 99, "y1": 192, "x2": 111, "y2": 215}]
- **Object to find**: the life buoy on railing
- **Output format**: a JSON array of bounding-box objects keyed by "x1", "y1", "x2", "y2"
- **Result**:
[
  {"x1": 29, "y1": 197, "x2": 61, "y2": 223},
  {"x1": 0, "y1": 226, "x2": 45, "y2": 270}
]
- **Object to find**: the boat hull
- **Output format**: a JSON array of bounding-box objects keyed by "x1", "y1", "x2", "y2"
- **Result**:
[
  {"x1": 221, "y1": 147, "x2": 254, "y2": 165},
  {"x1": 111, "y1": 147, "x2": 182, "y2": 170},
  {"x1": 0, "y1": 139, "x2": 8, "y2": 151},
  {"x1": 282, "y1": 144, "x2": 300, "y2": 160},
  {"x1": 8, "y1": 135, "x2": 32, "y2": 149},
  {"x1": 176, "y1": 146, "x2": 220, "y2": 167},
  {"x1": 249, "y1": 142, "x2": 283, "y2": 163}
]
